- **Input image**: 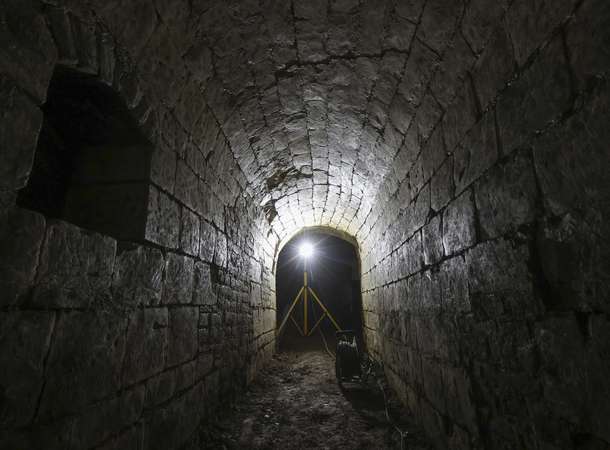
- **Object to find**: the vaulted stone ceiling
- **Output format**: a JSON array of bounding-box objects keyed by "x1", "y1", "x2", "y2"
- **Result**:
[{"x1": 93, "y1": 0, "x2": 482, "y2": 244}]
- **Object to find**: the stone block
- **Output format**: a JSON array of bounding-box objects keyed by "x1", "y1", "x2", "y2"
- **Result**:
[
  {"x1": 417, "y1": 0, "x2": 462, "y2": 54},
  {"x1": 442, "y1": 190, "x2": 476, "y2": 256},
  {"x1": 422, "y1": 125, "x2": 446, "y2": 182},
  {"x1": 142, "y1": 382, "x2": 203, "y2": 450},
  {"x1": 33, "y1": 220, "x2": 116, "y2": 308},
  {"x1": 199, "y1": 219, "x2": 216, "y2": 263},
  {"x1": 536, "y1": 315, "x2": 587, "y2": 422},
  {"x1": 150, "y1": 146, "x2": 177, "y2": 194},
  {"x1": 442, "y1": 79, "x2": 479, "y2": 153},
  {"x1": 466, "y1": 239, "x2": 540, "y2": 320},
  {"x1": 175, "y1": 160, "x2": 199, "y2": 212},
  {"x1": 167, "y1": 307, "x2": 199, "y2": 367},
  {"x1": 145, "y1": 184, "x2": 180, "y2": 249},
  {"x1": 461, "y1": 0, "x2": 508, "y2": 54},
  {"x1": 416, "y1": 92, "x2": 443, "y2": 141},
  {"x1": 454, "y1": 111, "x2": 498, "y2": 195},
  {"x1": 566, "y1": 0, "x2": 610, "y2": 90},
  {"x1": 0, "y1": 0, "x2": 57, "y2": 102},
  {"x1": 421, "y1": 357, "x2": 446, "y2": 412},
  {"x1": 472, "y1": 23, "x2": 515, "y2": 110},
  {"x1": 174, "y1": 360, "x2": 196, "y2": 393},
  {"x1": 430, "y1": 33, "x2": 475, "y2": 110},
  {"x1": 533, "y1": 83, "x2": 610, "y2": 222},
  {"x1": 533, "y1": 86, "x2": 610, "y2": 313},
  {"x1": 0, "y1": 311, "x2": 55, "y2": 427},
  {"x1": 0, "y1": 207, "x2": 45, "y2": 306},
  {"x1": 71, "y1": 385, "x2": 144, "y2": 449},
  {"x1": 97, "y1": 29, "x2": 116, "y2": 86},
  {"x1": 405, "y1": 231, "x2": 423, "y2": 276},
  {"x1": 536, "y1": 214, "x2": 610, "y2": 314},
  {"x1": 389, "y1": 93, "x2": 415, "y2": 135},
  {"x1": 398, "y1": 40, "x2": 440, "y2": 110},
  {"x1": 97, "y1": 424, "x2": 144, "y2": 450},
  {"x1": 38, "y1": 311, "x2": 128, "y2": 419},
  {"x1": 144, "y1": 369, "x2": 175, "y2": 409},
  {"x1": 46, "y1": 6, "x2": 77, "y2": 65},
  {"x1": 193, "y1": 261, "x2": 216, "y2": 306},
  {"x1": 587, "y1": 315, "x2": 610, "y2": 442},
  {"x1": 467, "y1": 239, "x2": 530, "y2": 295},
  {"x1": 506, "y1": 0, "x2": 578, "y2": 66},
  {"x1": 475, "y1": 150, "x2": 538, "y2": 239},
  {"x1": 0, "y1": 190, "x2": 16, "y2": 214},
  {"x1": 0, "y1": 416, "x2": 74, "y2": 450},
  {"x1": 0, "y1": 77, "x2": 43, "y2": 190},
  {"x1": 439, "y1": 255, "x2": 469, "y2": 313},
  {"x1": 180, "y1": 207, "x2": 200, "y2": 257},
  {"x1": 422, "y1": 214, "x2": 444, "y2": 266},
  {"x1": 430, "y1": 156, "x2": 454, "y2": 212},
  {"x1": 122, "y1": 308, "x2": 168, "y2": 385},
  {"x1": 161, "y1": 253, "x2": 194, "y2": 305},
  {"x1": 406, "y1": 183, "x2": 430, "y2": 239},
  {"x1": 496, "y1": 35, "x2": 572, "y2": 154},
  {"x1": 214, "y1": 232, "x2": 228, "y2": 268},
  {"x1": 70, "y1": 15, "x2": 98, "y2": 74},
  {"x1": 112, "y1": 245, "x2": 165, "y2": 307}
]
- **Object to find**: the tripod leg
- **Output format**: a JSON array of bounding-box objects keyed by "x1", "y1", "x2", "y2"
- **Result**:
[
  {"x1": 308, "y1": 287, "x2": 341, "y2": 331},
  {"x1": 308, "y1": 312, "x2": 327, "y2": 336},
  {"x1": 290, "y1": 316, "x2": 305, "y2": 336},
  {"x1": 277, "y1": 287, "x2": 304, "y2": 337}
]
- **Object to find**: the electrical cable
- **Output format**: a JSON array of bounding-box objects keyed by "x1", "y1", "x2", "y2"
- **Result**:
[{"x1": 318, "y1": 327, "x2": 335, "y2": 359}]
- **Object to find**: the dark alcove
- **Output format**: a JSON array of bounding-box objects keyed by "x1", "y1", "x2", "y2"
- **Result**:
[{"x1": 17, "y1": 67, "x2": 152, "y2": 240}]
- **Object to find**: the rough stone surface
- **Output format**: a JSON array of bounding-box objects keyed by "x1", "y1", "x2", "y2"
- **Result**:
[
  {"x1": 122, "y1": 308, "x2": 168, "y2": 385},
  {"x1": 161, "y1": 253, "x2": 194, "y2": 305},
  {"x1": 39, "y1": 311, "x2": 128, "y2": 420},
  {"x1": 112, "y1": 245, "x2": 165, "y2": 307},
  {"x1": 0, "y1": 0, "x2": 608, "y2": 449},
  {"x1": 442, "y1": 190, "x2": 477, "y2": 256},
  {"x1": 33, "y1": 220, "x2": 117, "y2": 308},
  {"x1": 0, "y1": 207, "x2": 45, "y2": 306},
  {"x1": 0, "y1": 311, "x2": 55, "y2": 427},
  {"x1": 0, "y1": 77, "x2": 43, "y2": 190},
  {"x1": 167, "y1": 307, "x2": 199, "y2": 368},
  {"x1": 475, "y1": 150, "x2": 538, "y2": 239}
]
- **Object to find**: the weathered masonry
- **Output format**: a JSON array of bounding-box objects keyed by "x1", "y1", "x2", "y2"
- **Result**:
[{"x1": 0, "y1": 0, "x2": 609, "y2": 449}]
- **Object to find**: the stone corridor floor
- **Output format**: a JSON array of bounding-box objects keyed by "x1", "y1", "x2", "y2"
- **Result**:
[{"x1": 200, "y1": 340, "x2": 432, "y2": 450}]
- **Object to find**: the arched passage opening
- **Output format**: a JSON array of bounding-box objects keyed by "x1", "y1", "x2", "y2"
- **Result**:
[{"x1": 275, "y1": 228, "x2": 363, "y2": 353}]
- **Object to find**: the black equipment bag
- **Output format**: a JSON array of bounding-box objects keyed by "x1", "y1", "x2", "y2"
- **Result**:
[{"x1": 335, "y1": 330, "x2": 360, "y2": 381}]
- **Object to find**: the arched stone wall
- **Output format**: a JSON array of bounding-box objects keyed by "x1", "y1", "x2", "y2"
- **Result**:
[
  {"x1": 1, "y1": 2, "x2": 277, "y2": 449},
  {"x1": 0, "y1": 0, "x2": 608, "y2": 449}
]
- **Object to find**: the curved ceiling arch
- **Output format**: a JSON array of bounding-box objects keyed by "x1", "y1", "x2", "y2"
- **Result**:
[
  {"x1": 163, "y1": 0, "x2": 472, "y2": 247},
  {"x1": 272, "y1": 225, "x2": 361, "y2": 275}
]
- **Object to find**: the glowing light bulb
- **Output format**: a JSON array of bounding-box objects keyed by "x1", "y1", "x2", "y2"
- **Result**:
[{"x1": 299, "y1": 242, "x2": 314, "y2": 259}]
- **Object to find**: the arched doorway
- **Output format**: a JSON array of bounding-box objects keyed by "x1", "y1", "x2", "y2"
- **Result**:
[{"x1": 275, "y1": 228, "x2": 363, "y2": 352}]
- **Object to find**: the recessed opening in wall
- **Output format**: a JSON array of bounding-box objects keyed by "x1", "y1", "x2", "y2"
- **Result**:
[
  {"x1": 276, "y1": 230, "x2": 363, "y2": 353},
  {"x1": 17, "y1": 67, "x2": 152, "y2": 240}
]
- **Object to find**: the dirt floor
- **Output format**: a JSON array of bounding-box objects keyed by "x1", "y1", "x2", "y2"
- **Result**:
[{"x1": 201, "y1": 335, "x2": 432, "y2": 450}]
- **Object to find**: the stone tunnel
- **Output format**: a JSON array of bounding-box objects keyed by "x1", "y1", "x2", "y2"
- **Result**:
[{"x1": 1, "y1": 0, "x2": 609, "y2": 449}]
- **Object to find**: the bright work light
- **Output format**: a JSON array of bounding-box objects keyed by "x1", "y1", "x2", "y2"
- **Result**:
[{"x1": 299, "y1": 241, "x2": 314, "y2": 259}]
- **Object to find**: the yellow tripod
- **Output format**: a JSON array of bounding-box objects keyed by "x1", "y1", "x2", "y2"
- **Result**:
[{"x1": 277, "y1": 270, "x2": 341, "y2": 337}]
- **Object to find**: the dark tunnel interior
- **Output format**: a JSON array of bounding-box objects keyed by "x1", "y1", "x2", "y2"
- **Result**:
[
  {"x1": 276, "y1": 230, "x2": 363, "y2": 350},
  {"x1": 1, "y1": 0, "x2": 609, "y2": 449}
]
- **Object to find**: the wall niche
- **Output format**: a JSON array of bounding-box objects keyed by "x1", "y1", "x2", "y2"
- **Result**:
[{"x1": 18, "y1": 67, "x2": 152, "y2": 241}]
